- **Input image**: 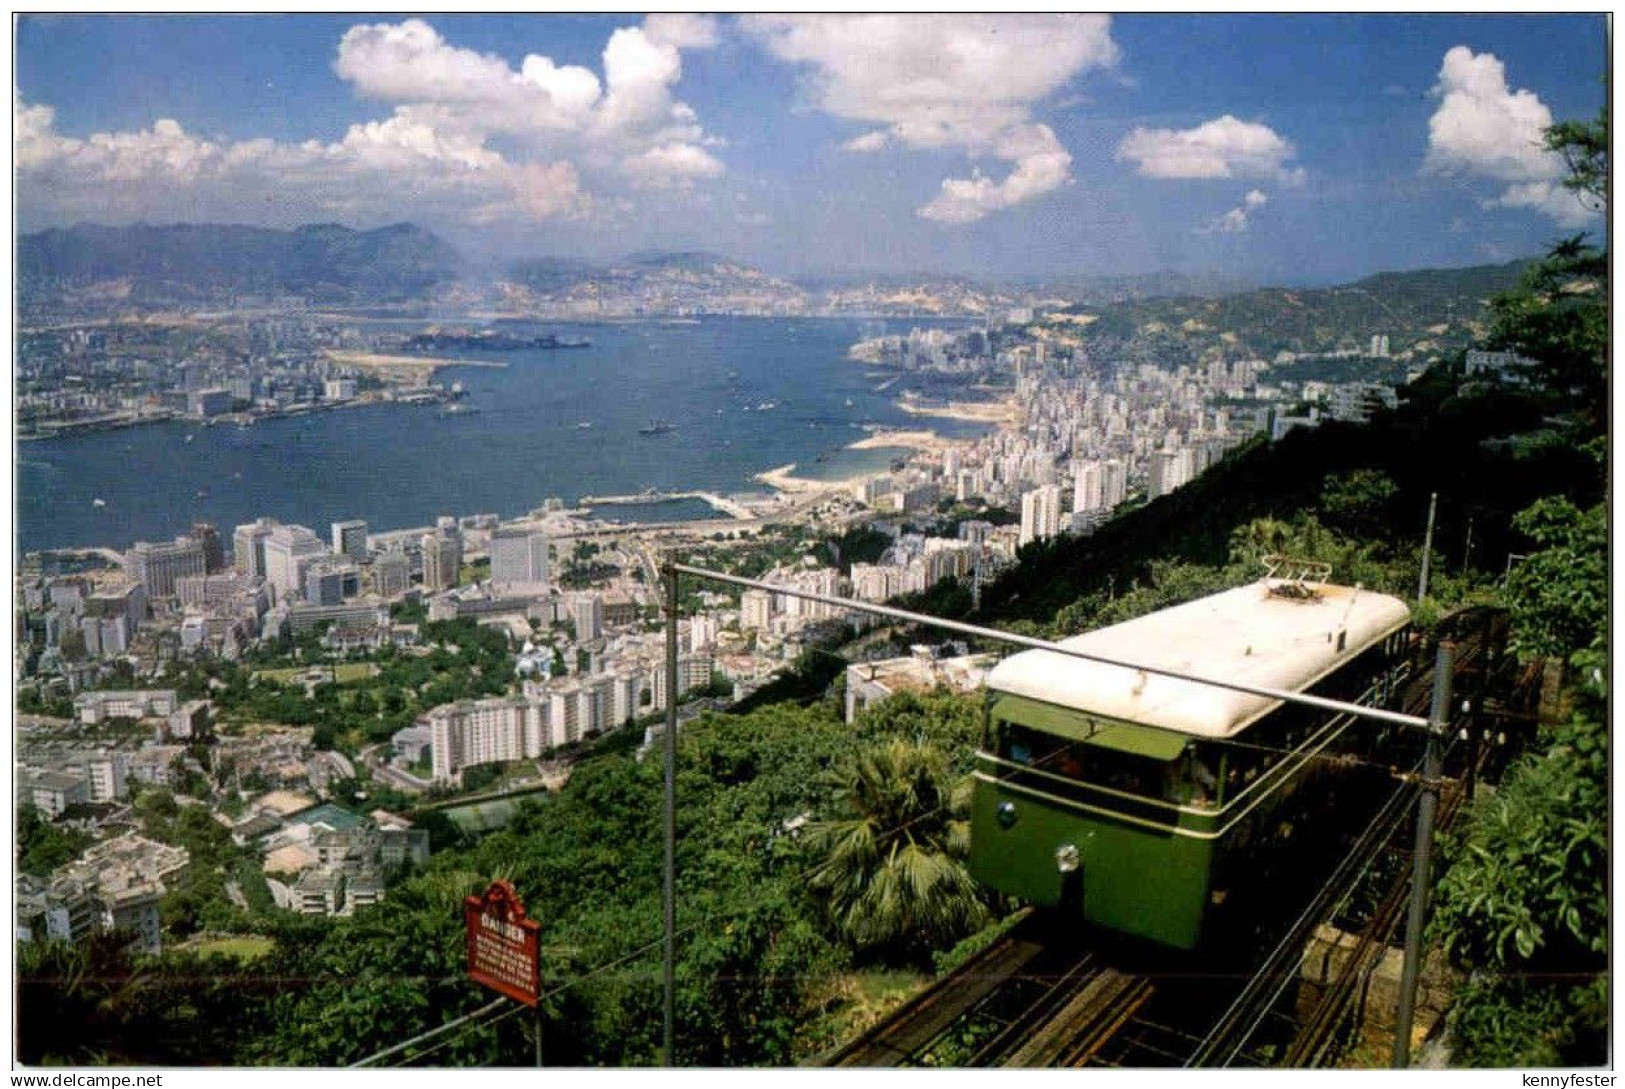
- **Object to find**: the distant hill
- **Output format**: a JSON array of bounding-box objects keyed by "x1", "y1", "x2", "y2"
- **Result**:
[
  {"x1": 17, "y1": 221, "x2": 463, "y2": 306},
  {"x1": 1042, "y1": 259, "x2": 1533, "y2": 372},
  {"x1": 502, "y1": 250, "x2": 809, "y2": 314}
]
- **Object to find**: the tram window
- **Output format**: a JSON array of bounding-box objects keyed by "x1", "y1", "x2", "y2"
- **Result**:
[
  {"x1": 1186, "y1": 749, "x2": 1221, "y2": 809},
  {"x1": 996, "y1": 721, "x2": 1177, "y2": 801}
]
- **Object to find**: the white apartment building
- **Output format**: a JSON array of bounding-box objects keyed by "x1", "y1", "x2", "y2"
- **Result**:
[
  {"x1": 1019, "y1": 484, "x2": 1064, "y2": 547},
  {"x1": 489, "y1": 529, "x2": 550, "y2": 591}
]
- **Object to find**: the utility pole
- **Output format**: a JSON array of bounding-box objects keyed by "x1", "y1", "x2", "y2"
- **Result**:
[
  {"x1": 1417, "y1": 492, "x2": 1438, "y2": 605},
  {"x1": 662, "y1": 562, "x2": 679, "y2": 1067},
  {"x1": 1393, "y1": 641, "x2": 1453, "y2": 1068}
]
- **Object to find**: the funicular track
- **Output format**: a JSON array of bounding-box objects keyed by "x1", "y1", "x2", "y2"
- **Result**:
[{"x1": 821, "y1": 622, "x2": 1502, "y2": 1070}]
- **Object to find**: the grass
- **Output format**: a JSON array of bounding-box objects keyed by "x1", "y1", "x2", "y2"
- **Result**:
[
  {"x1": 252, "y1": 662, "x2": 377, "y2": 685},
  {"x1": 443, "y1": 798, "x2": 523, "y2": 833},
  {"x1": 179, "y1": 935, "x2": 275, "y2": 961}
]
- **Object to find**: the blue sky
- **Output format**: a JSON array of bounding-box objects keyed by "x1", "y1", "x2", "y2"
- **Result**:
[{"x1": 14, "y1": 14, "x2": 1609, "y2": 284}]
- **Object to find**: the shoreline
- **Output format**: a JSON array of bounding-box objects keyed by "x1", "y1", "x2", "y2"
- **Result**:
[
  {"x1": 321, "y1": 349, "x2": 509, "y2": 386},
  {"x1": 894, "y1": 391, "x2": 1019, "y2": 424}
]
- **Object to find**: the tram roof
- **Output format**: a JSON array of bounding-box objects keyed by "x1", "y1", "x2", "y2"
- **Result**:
[{"x1": 986, "y1": 580, "x2": 1411, "y2": 740}]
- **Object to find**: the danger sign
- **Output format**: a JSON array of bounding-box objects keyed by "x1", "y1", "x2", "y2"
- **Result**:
[{"x1": 465, "y1": 879, "x2": 541, "y2": 1006}]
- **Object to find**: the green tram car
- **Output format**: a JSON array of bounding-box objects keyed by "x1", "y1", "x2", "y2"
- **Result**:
[{"x1": 969, "y1": 579, "x2": 1414, "y2": 951}]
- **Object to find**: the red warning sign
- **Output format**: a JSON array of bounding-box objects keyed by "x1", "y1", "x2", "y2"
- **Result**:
[{"x1": 465, "y1": 879, "x2": 541, "y2": 1006}]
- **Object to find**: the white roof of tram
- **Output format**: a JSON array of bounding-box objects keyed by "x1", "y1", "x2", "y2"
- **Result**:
[{"x1": 986, "y1": 581, "x2": 1411, "y2": 740}]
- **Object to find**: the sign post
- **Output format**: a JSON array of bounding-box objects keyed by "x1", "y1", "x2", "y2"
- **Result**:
[{"x1": 465, "y1": 878, "x2": 543, "y2": 1021}]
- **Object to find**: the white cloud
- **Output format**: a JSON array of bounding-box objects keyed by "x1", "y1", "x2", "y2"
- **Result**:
[
  {"x1": 642, "y1": 14, "x2": 719, "y2": 51},
  {"x1": 1197, "y1": 188, "x2": 1270, "y2": 235},
  {"x1": 1199, "y1": 208, "x2": 1251, "y2": 235},
  {"x1": 919, "y1": 124, "x2": 1072, "y2": 224},
  {"x1": 1422, "y1": 45, "x2": 1595, "y2": 227},
  {"x1": 15, "y1": 95, "x2": 589, "y2": 229},
  {"x1": 744, "y1": 14, "x2": 1117, "y2": 223},
  {"x1": 623, "y1": 142, "x2": 725, "y2": 188},
  {"x1": 16, "y1": 16, "x2": 722, "y2": 232},
  {"x1": 842, "y1": 130, "x2": 889, "y2": 153},
  {"x1": 1117, "y1": 115, "x2": 1304, "y2": 183}
]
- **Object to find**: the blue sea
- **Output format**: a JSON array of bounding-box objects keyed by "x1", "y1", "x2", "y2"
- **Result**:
[{"x1": 17, "y1": 317, "x2": 987, "y2": 553}]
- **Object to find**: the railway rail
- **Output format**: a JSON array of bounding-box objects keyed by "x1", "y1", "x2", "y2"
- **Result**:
[{"x1": 820, "y1": 622, "x2": 1504, "y2": 1070}]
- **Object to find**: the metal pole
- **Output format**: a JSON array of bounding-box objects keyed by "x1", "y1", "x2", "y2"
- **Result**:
[
  {"x1": 662, "y1": 562, "x2": 679, "y2": 1067},
  {"x1": 1417, "y1": 492, "x2": 1438, "y2": 605},
  {"x1": 1393, "y1": 641, "x2": 1452, "y2": 1068},
  {"x1": 535, "y1": 1003, "x2": 543, "y2": 1068}
]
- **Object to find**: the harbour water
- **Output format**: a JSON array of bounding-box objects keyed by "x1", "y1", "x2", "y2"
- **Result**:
[{"x1": 17, "y1": 316, "x2": 987, "y2": 553}]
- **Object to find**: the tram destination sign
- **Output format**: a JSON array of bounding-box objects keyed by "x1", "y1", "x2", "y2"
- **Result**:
[{"x1": 465, "y1": 879, "x2": 541, "y2": 1006}]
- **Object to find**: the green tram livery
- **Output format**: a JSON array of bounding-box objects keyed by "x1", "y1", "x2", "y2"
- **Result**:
[{"x1": 969, "y1": 578, "x2": 1414, "y2": 951}]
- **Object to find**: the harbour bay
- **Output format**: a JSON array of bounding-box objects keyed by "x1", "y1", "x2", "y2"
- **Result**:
[{"x1": 17, "y1": 316, "x2": 987, "y2": 553}]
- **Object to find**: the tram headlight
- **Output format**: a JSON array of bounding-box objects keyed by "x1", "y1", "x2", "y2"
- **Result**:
[
  {"x1": 996, "y1": 801, "x2": 1018, "y2": 829},
  {"x1": 1055, "y1": 843, "x2": 1080, "y2": 873}
]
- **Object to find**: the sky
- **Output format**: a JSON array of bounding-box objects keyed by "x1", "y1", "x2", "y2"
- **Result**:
[{"x1": 13, "y1": 13, "x2": 1610, "y2": 284}]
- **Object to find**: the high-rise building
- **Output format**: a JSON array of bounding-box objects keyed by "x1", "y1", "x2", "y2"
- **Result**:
[
  {"x1": 1147, "y1": 447, "x2": 1196, "y2": 500},
  {"x1": 1100, "y1": 459, "x2": 1128, "y2": 509},
  {"x1": 262, "y1": 524, "x2": 329, "y2": 602},
  {"x1": 1072, "y1": 460, "x2": 1104, "y2": 513},
  {"x1": 571, "y1": 594, "x2": 604, "y2": 641},
  {"x1": 1019, "y1": 485, "x2": 1063, "y2": 547},
  {"x1": 489, "y1": 529, "x2": 550, "y2": 591},
  {"x1": 425, "y1": 697, "x2": 546, "y2": 784},
  {"x1": 739, "y1": 589, "x2": 774, "y2": 631},
  {"x1": 331, "y1": 520, "x2": 368, "y2": 563},
  {"x1": 420, "y1": 525, "x2": 463, "y2": 592},
  {"x1": 190, "y1": 523, "x2": 225, "y2": 573},
  {"x1": 372, "y1": 548, "x2": 411, "y2": 597},
  {"x1": 124, "y1": 537, "x2": 207, "y2": 600},
  {"x1": 233, "y1": 518, "x2": 280, "y2": 578}
]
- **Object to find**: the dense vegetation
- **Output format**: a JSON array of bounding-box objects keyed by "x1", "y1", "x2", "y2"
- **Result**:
[
  {"x1": 1424, "y1": 108, "x2": 1608, "y2": 1067},
  {"x1": 17, "y1": 691, "x2": 994, "y2": 1066}
]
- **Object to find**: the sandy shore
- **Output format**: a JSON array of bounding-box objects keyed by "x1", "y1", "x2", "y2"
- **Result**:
[
  {"x1": 894, "y1": 392, "x2": 1019, "y2": 424},
  {"x1": 850, "y1": 428, "x2": 968, "y2": 453},
  {"x1": 322, "y1": 349, "x2": 508, "y2": 386}
]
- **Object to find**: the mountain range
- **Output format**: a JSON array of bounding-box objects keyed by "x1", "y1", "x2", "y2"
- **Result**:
[{"x1": 15, "y1": 221, "x2": 1533, "y2": 330}]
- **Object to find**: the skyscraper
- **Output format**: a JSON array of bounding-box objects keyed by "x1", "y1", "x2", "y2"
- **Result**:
[
  {"x1": 262, "y1": 524, "x2": 329, "y2": 601},
  {"x1": 489, "y1": 529, "x2": 550, "y2": 592},
  {"x1": 233, "y1": 517, "x2": 280, "y2": 578},
  {"x1": 331, "y1": 520, "x2": 368, "y2": 563}
]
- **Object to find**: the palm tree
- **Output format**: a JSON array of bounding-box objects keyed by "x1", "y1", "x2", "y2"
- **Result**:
[{"x1": 805, "y1": 739, "x2": 986, "y2": 963}]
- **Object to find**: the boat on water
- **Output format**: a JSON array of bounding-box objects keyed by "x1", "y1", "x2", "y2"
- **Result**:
[
  {"x1": 639, "y1": 419, "x2": 675, "y2": 435},
  {"x1": 91, "y1": 497, "x2": 106, "y2": 507},
  {"x1": 575, "y1": 420, "x2": 594, "y2": 429}
]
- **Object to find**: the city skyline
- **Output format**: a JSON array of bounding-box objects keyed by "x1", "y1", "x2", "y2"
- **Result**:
[{"x1": 15, "y1": 13, "x2": 1609, "y2": 283}]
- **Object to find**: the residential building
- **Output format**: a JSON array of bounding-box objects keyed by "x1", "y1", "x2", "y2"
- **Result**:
[{"x1": 1019, "y1": 484, "x2": 1064, "y2": 547}]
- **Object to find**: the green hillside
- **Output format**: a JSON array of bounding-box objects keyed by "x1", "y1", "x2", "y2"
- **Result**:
[{"x1": 1047, "y1": 260, "x2": 1532, "y2": 374}]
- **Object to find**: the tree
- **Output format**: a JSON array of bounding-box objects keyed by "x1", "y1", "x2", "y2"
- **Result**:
[
  {"x1": 806, "y1": 739, "x2": 986, "y2": 964},
  {"x1": 1483, "y1": 108, "x2": 1608, "y2": 431},
  {"x1": 1503, "y1": 495, "x2": 1607, "y2": 661},
  {"x1": 1428, "y1": 102, "x2": 1610, "y2": 1068}
]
